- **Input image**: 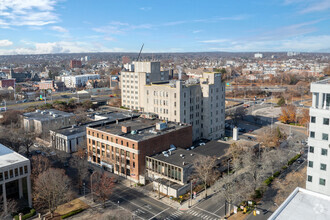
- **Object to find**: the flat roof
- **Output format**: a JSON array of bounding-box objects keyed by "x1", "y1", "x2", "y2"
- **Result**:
[
  {"x1": 0, "y1": 144, "x2": 29, "y2": 168},
  {"x1": 269, "y1": 187, "x2": 330, "y2": 220},
  {"x1": 23, "y1": 109, "x2": 74, "y2": 121},
  {"x1": 54, "y1": 112, "x2": 135, "y2": 136},
  {"x1": 89, "y1": 118, "x2": 190, "y2": 141},
  {"x1": 191, "y1": 140, "x2": 230, "y2": 158},
  {"x1": 149, "y1": 148, "x2": 195, "y2": 168}
]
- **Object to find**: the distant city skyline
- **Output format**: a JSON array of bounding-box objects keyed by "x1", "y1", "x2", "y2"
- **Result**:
[{"x1": 0, "y1": 0, "x2": 330, "y2": 55}]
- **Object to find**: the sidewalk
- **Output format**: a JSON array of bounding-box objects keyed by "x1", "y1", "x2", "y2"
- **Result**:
[{"x1": 118, "y1": 177, "x2": 210, "y2": 210}]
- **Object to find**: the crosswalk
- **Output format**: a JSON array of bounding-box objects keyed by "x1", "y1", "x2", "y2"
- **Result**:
[
  {"x1": 185, "y1": 209, "x2": 219, "y2": 220},
  {"x1": 163, "y1": 209, "x2": 219, "y2": 220},
  {"x1": 164, "y1": 210, "x2": 183, "y2": 220}
]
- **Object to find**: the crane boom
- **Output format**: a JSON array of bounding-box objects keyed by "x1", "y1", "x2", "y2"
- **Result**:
[{"x1": 137, "y1": 43, "x2": 144, "y2": 61}]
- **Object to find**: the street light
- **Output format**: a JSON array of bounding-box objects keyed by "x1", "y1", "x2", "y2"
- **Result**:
[{"x1": 90, "y1": 171, "x2": 97, "y2": 202}]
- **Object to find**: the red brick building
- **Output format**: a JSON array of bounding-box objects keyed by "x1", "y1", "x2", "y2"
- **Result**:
[
  {"x1": 0, "y1": 79, "x2": 15, "y2": 88},
  {"x1": 70, "y1": 60, "x2": 82, "y2": 68},
  {"x1": 38, "y1": 80, "x2": 55, "y2": 91},
  {"x1": 86, "y1": 117, "x2": 192, "y2": 183}
]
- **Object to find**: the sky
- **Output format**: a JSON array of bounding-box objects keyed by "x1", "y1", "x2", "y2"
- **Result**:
[{"x1": 0, "y1": 0, "x2": 330, "y2": 55}]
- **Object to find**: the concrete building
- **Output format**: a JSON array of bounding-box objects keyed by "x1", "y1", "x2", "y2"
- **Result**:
[
  {"x1": 254, "y1": 53, "x2": 263, "y2": 58},
  {"x1": 22, "y1": 109, "x2": 76, "y2": 136},
  {"x1": 269, "y1": 187, "x2": 330, "y2": 220},
  {"x1": 121, "y1": 61, "x2": 225, "y2": 141},
  {"x1": 121, "y1": 61, "x2": 169, "y2": 110},
  {"x1": 61, "y1": 74, "x2": 100, "y2": 88},
  {"x1": 50, "y1": 112, "x2": 134, "y2": 153},
  {"x1": 0, "y1": 144, "x2": 32, "y2": 213},
  {"x1": 86, "y1": 117, "x2": 192, "y2": 183},
  {"x1": 307, "y1": 78, "x2": 330, "y2": 196},
  {"x1": 146, "y1": 140, "x2": 230, "y2": 197}
]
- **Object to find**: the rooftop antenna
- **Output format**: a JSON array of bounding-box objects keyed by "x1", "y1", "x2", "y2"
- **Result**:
[{"x1": 137, "y1": 43, "x2": 144, "y2": 61}]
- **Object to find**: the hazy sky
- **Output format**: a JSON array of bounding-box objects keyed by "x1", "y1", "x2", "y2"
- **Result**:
[{"x1": 0, "y1": 0, "x2": 330, "y2": 54}]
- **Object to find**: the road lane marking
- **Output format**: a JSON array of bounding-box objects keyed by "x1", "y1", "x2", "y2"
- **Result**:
[
  {"x1": 148, "y1": 207, "x2": 170, "y2": 220},
  {"x1": 195, "y1": 207, "x2": 221, "y2": 218},
  {"x1": 214, "y1": 204, "x2": 225, "y2": 214}
]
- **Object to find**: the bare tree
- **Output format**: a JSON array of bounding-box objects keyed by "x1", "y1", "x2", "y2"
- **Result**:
[
  {"x1": 30, "y1": 155, "x2": 51, "y2": 183},
  {"x1": 18, "y1": 129, "x2": 36, "y2": 155},
  {"x1": 193, "y1": 155, "x2": 218, "y2": 198},
  {"x1": 0, "y1": 196, "x2": 17, "y2": 219},
  {"x1": 33, "y1": 168, "x2": 74, "y2": 217},
  {"x1": 92, "y1": 173, "x2": 116, "y2": 208}
]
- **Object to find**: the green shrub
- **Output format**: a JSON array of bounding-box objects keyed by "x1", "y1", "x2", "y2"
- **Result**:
[
  {"x1": 264, "y1": 176, "x2": 274, "y2": 185},
  {"x1": 253, "y1": 189, "x2": 264, "y2": 199},
  {"x1": 273, "y1": 171, "x2": 281, "y2": 178},
  {"x1": 282, "y1": 165, "x2": 288, "y2": 170},
  {"x1": 14, "y1": 209, "x2": 36, "y2": 220},
  {"x1": 287, "y1": 154, "x2": 301, "y2": 166},
  {"x1": 61, "y1": 209, "x2": 85, "y2": 219}
]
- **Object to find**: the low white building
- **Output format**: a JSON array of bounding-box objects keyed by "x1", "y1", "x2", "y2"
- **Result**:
[
  {"x1": 61, "y1": 74, "x2": 100, "y2": 88},
  {"x1": 0, "y1": 144, "x2": 32, "y2": 213}
]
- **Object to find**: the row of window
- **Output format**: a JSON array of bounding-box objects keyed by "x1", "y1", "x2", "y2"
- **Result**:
[
  {"x1": 309, "y1": 146, "x2": 328, "y2": 155},
  {"x1": 307, "y1": 175, "x2": 326, "y2": 186},
  {"x1": 122, "y1": 80, "x2": 138, "y2": 84},
  {"x1": 88, "y1": 132, "x2": 136, "y2": 149},
  {"x1": 310, "y1": 131, "x2": 329, "y2": 141},
  {"x1": 308, "y1": 161, "x2": 327, "y2": 171},
  {"x1": 0, "y1": 165, "x2": 29, "y2": 181},
  {"x1": 311, "y1": 116, "x2": 330, "y2": 125}
]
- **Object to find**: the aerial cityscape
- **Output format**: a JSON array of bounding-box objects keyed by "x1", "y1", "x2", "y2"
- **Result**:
[{"x1": 0, "y1": 0, "x2": 330, "y2": 220}]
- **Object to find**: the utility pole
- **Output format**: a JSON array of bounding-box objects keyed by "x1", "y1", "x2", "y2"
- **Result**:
[
  {"x1": 190, "y1": 180, "x2": 192, "y2": 207},
  {"x1": 90, "y1": 171, "x2": 97, "y2": 202}
]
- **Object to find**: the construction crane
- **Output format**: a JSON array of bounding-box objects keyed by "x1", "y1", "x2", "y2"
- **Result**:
[{"x1": 137, "y1": 43, "x2": 144, "y2": 61}]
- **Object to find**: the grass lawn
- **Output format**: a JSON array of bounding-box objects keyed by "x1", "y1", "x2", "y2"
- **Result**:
[{"x1": 55, "y1": 198, "x2": 90, "y2": 216}]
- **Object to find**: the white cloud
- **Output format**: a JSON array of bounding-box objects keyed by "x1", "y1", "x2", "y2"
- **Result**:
[
  {"x1": 50, "y1": 26, "x2": 68, "y2": 32},
  {"x1": 0, "y1": 0, "x2": 60, "y2": 28},
  {"x1": 205, "y1": 35, "x2": 330, "y2": 52},
  {"x1": 0, "y1": 39, "x2": 13, "y2": 47},
  {"x1": 0, "y1": 41, "x2": 125, "y2": 55},
  {"x1": 300, "y1": 0, "x2": 330, "y2": 13},
  {"x1": 200, "y1": 39, "x2": 229, "y2": 43},
  {"x1": 140, "y1": 7, "x2": 152, "y2": 11},
  {"x1": 193, "y1": 30, "x2": 202, "y2": 34},
  {"x1": 104, "y1": 36, "x2": 116, "y2": 41}
]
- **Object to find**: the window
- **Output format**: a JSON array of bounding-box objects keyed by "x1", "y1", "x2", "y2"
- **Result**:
[
  {"x1": 321, "y1": 163, "x2": 327, "y2": 171},
  {"x1": 324, "y1": 118, "x2": 330, "y2": 125},
  {"x1": 309, "y1": 161, "x2": 314, "y2": 168},
  {"x1": 319, "y1": 178, "x2": 326, "y2": 186},
  {"x1": 308, "y1": 175, "x2": 313, "y2": 182},
  {"x1": 309, "y1": 146, "x2": 314, "y2": 153},
  {"x1": 323, "y1": 133, "x2": 329, "y2": 141},
  {"x1": 311, "y1": 116, "x2": 316, "y2": 123},
  {"x1": 322, "y1": 148, "x2": 328, "y2": 156},
  {"x1": 310, "y1": 131, "x2": 315, "y2": 138}
]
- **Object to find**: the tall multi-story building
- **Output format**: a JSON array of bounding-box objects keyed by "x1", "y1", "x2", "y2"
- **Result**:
[
  {"x1": 307, "y1": 79, "x2": 330, "y2": 196},
  {"x1": 86, "y1": 117, "x2": 192, "y2": 183},
  {"x1": 70, "y1": 60, "x2": 82, "y2": 68},
  {"x1": 121, "y1": 61, "x2": 225, "y2": 140}
]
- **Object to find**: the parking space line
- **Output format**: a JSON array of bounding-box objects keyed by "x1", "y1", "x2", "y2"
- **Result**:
[{"x1": 214, "y1": 204, "x2": 225, "y2": 214}]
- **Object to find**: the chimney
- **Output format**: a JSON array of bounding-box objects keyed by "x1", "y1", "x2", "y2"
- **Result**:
[{"x1": 121, "y1": 126, "x2": 131, "y2": 133}]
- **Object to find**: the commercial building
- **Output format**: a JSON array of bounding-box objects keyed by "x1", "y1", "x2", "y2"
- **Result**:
[
  {"x1": 254, "y1": 53, "x2": 263, "y2": 58},
  {"x1": 86, "y1": 117, "x2": 192, "y2": 183},
  {"x1": 61, "y1": 74, "x2": 100, "y2": 88},
  {"x1": 0, "y1": 79, "x2": 15, "y2": 89},
  {"x1": 50, "y1": 112, "x2": 134, "y2": 153},
  {"x1": 307, "y1": 78, "x2": 330, "y2": 196},
  {"x1": 0, "y1": 144, "x2": 32, "y2": 213},
  {"x1": 38, "y1": 80, "x2": 55, "y2": 91},
  {"x1": 269, "y1": 187, "x2": 330, "y2": 220},
  {"x1": 22, "y1": 109, "x2": 76, "y2": 136},
  {"x1": 146, "y1": 140, "x2": 230, "y2": 197},
  {"x1": 70, "y1": 60, "x2": 82, "y2": 68},
  {"x1": 121, "y1": 61, "x2": 225, "y2": 141}
]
